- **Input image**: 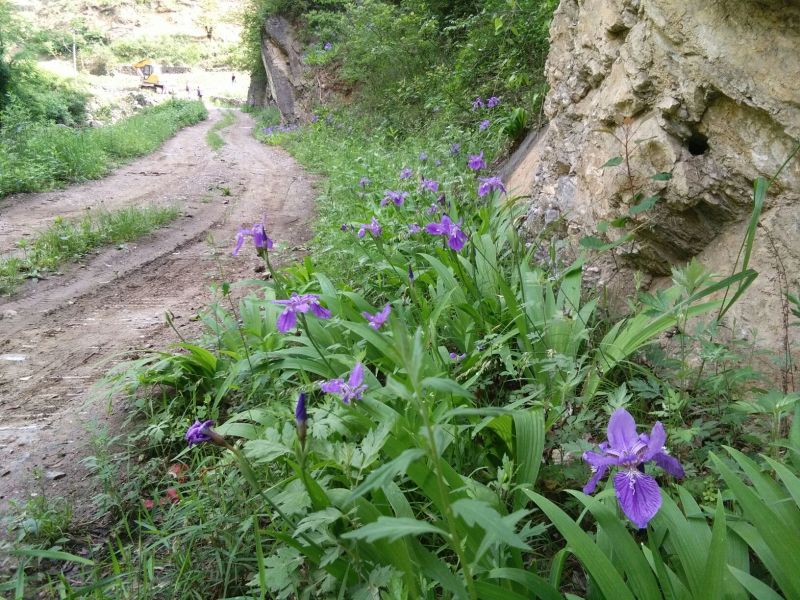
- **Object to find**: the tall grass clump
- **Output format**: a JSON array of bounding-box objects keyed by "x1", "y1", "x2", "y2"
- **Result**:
[
  {"x1": 0, "y1": 100, "x2": 207, "y2": 197},
  {"x1": 0, "y1": 205, "x2": 179, "y2": 295}
]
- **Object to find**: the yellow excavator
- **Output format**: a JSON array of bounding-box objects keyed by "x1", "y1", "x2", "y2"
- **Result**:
[{"x1": 133, "y1": 59, "x2": 165, "y2": 92}]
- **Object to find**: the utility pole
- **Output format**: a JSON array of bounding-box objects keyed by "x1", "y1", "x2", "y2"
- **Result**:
[{"x1": 72, "y1": 31, "x2": 77, "y2": 76}]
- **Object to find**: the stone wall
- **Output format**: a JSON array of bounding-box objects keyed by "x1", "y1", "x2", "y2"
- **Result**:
[{"x1": 506, "y1": 0, "x2": 800, "y2": 371}]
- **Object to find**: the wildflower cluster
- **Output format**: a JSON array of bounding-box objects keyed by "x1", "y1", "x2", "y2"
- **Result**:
[{"x1": 262, "y1": 124, "x2": 300, "y2": 135}]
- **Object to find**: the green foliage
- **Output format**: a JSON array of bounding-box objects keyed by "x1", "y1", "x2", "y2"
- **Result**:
[
  {"x1": 244, "y1": 0, "x2": 556, "y2": 130},
  {"x1": 0, "y1": 205, "x2": 180, "y2": 295},
  {"x1": 206, "y1": 109, "x2": 236, "y2": 150},
  {"x1": 42, "y1": 108, "x2": 772, "y2": 598},
  {"x1": 109, "y1": 35, "x2": 237, "y2": 68},
  {"x1": 0, "y1": 99, "x2": 207, "y2": 197}
]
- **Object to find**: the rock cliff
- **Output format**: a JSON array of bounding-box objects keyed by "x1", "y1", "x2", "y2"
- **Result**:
[
  {"x1": 251, "y1": 15, "x2": 310, "y2": 122},
  {"x1": 506, "y1": 0, "x2": 800, "y2": 372}
]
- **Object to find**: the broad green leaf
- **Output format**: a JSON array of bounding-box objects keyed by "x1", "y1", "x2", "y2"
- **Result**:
[
  {"x1": 474, "y1": 581, "x2": 530, "y2": 600},
  {"x1": 711, "y1": 452, "x2": 800, "y2": 599},
  {"x1": 486, "y1": 568, "x2": 563, "y2": 600},
  {"x1": 340, "y1": 517, "x2": 447, "y2": 543},
  {"x1": 650, "y1": 172, "x2": 672, "y2": 181},
  {"x1": 422, "y1": 376, "x2": 473, "y2": 399},
  {"x1": 570, "y1": 492, "x2": 661, "y2": 600},
  {"x1": 513, "y1": 409, "x2": 545, "y2": 510},
  {"x1": 244, "y1": 439, "x2": 292, "y2": 464},
  {"x1": 629, "y1": 195, "x2": 659, "y2": 215},
  {"x1": 525, "y1": 491, "x2": 635, "y2": 600},
  {"x1": 728, "y1": 566, "x2": 784, "y2": 600},
  {"x1": 602, "y1": 156, "x2": 623, "y2": 167},
  {"x1": 346, "y1": 448, "x2": 425, "y2": 504},
  {"x1": 12, "y1": 548, "x2": 94, "y2": 566},
  {"x1": 451, "y1": 498, "x2": 530, "y2": 553},
  {"x1": 699, "y1": 497, "x2": 727, "y2": 600}
]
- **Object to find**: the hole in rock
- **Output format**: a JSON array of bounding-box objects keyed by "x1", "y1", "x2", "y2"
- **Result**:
[{"x1": 686, "y1": 131, "x2": 709, "y2": 156}]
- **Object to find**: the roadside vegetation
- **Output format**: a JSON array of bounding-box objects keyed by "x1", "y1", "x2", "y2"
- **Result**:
[
  {"x1": 3, "y1": 1, "x2": 799, "y2": 599},
  {"x1": 206, "y1": 109, "x2": 236, "y2": 150},
  {"x1": 0, "y1": 99, "x2": 207, "y2": 197},
  {"x1": 0, "y1": 205, "x2": 180, "y2": 295},
  {"x1": 0, "y1": 5, "x2": 208, "y2": 198}
]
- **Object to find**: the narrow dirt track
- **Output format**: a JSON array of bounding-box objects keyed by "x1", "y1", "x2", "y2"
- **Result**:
[{"x1": 0, "y1": 109, "x2": 316, "y2": 515}]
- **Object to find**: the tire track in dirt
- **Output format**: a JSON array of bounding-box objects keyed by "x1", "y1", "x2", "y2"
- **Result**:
[{"x1": 0, "y1": 109, "x2": 316, "y2": 516}]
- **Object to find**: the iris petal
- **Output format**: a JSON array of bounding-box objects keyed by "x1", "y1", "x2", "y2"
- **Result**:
[
  {"x1": 653, "y1": 451, "x2": 685, "y2": 479},
  {"x1": 613, "y1": 469, "x2": 662, "y2": 529},
  {"x1": 276, "y1": 309, "x2": 297, "y2": 333},
  {"x1": 607, "y1": 408, "x2": 639, "y2": 452},
  {"x1": 320, "y1": 379, "x2": 344, "y2": 393},
  {"x1": 643, "y1": 421, "x2": 667, "y2": 461},
  {"x1": 348, "y1": 362, "x2": 364, "y2": 388},
  {"x1": 311, "y1": 303, "x2": 331, "y2": 319},
  {"x1": 584, "y1": 465, "x2": 609, "y2": 494}
]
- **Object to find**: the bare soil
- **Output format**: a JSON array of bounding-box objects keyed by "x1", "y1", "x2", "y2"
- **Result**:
[{"x1": 0, "y1": 109, "x2": 316, "y2": 520}]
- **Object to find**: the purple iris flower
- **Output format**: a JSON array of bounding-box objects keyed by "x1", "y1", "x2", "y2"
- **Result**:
[
  {"x1": 408, "y1": 266, "x2": 414, "y2": 281},
  {"x1": 408, "y1": 223, "x2": 421, "y2": 234},
  {"x1": 272, "y1": 293, "x2": 331, "y2": 333},
  {"x1": 311, "y1": 114, "x2": 319, "y2": 123},
  {"x1": 233, "y1": 222, "x2": 274, "y2": 255},
  {"x1": 477, "y1": 176, "x2": 507, "y2": 197},
  {"x1": 420, "y1": 178, "x2": 439, "y2": 193},
  {"x1": 425, "y1": 215, "x2": 468, "y2": 251},
  {"x1": 295, "y1": 392, "x2": 307, "y2": 444},
  {"x1": 381, "y1": 191, "x2": 408, "y2": 207},
  {"x1": 359, "y1": 176, "x2": 371, "y2": 188},
  {"x1": 449, "y1": 352, "x2": 466, "y2": 362},
  {"x1": 472, "y1": 97, "x2": 484, "y2": 110},
  {"x1": 426, "y1": 203, "x2": 440, "y2": 215},
  {"x1": 487, "y1": 96, "x2": 501, "y2": 108},
  {"x1": 320, "y1": 362, "x2": 367, "y2": 404},
  {"x1": 362, "y1": 303, "x2": 391, "y2": 329},
  {"x1": 419, "y1": 151, "x2": 428, "y2": 162},
  {"x1": 468, "y1": 151, "x2": 487, "y2": 171},
  {"x1": 323, "y1": 42, "x2": 333, "y2": 50},
  {"x1": 357, "y1": 217, "x2": 382, "y2": 238},
  {"x1": 435, "y1": 159, "x2": 442, "y2": 167},
  {"x1": 295, "y1": 392, "x2": 307, "y2": 424},
  {"x1": 583, "y1": 408, "x2": 684, "y2": 529},
  {"x1": 450, "y1": 143, "x2": 461, "y2": 155},
  {"x1": 400, "y1": 167, "x2": 413, "y2": 180},
  {"x1": 479, "y1": 120, "x2": 491, "y2": 131},
  {"x1": 341, "y1": 223, "x2": 349, "y2": 231},
  {"x1": 186, "y1": 420, "x2": 215, "y2": 445}
]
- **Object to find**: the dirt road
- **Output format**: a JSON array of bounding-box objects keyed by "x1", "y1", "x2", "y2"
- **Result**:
[{"x1": 0, "y1": 109, "x2": 316, "y2": 516}]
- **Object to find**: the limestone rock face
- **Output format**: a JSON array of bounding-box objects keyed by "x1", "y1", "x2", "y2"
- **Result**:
[
  {"x1": 508, "y1": 0, "x2": 800, "y2": 366},
  {"x1": 247, "y1": 70, "x2": 269, "y2": 108},
  {"x1": 258, "y1": 15, "x2": 309, "y2": 123}
]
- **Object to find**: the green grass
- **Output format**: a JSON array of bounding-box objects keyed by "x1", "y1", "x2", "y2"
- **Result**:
[
  {"x1": 0, "y1": 100, "x2": 207, "y2": 198},
  {"x1": 0, "y1": 205, "x2": 180, "y2": 295},
  {"x1": 243, "y1": 105, "x2": 281, "y2": 133},
  {"x1": 205, "y1": 110, "x2": 236, "y2": 151}
]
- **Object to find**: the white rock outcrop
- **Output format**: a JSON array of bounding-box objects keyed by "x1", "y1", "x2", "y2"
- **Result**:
[{"x1": 507, "y1": 0, "x2": 800, "y2": 371}]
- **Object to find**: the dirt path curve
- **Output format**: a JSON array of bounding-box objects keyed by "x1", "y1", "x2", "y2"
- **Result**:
[{"x1": 0, "y1": 109, "x2": 316, "y2": 517}]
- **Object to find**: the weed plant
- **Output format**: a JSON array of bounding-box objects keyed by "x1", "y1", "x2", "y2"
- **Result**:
[
  {"x1": 0, "y1": 100, "x2": 207, "y2": 197},
  {"x1": 206, "y1": 110, "x2": 236, "y2": 150},
  {"x1": 0, "y1": 205, "x2": 180, "y2": 295}
]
